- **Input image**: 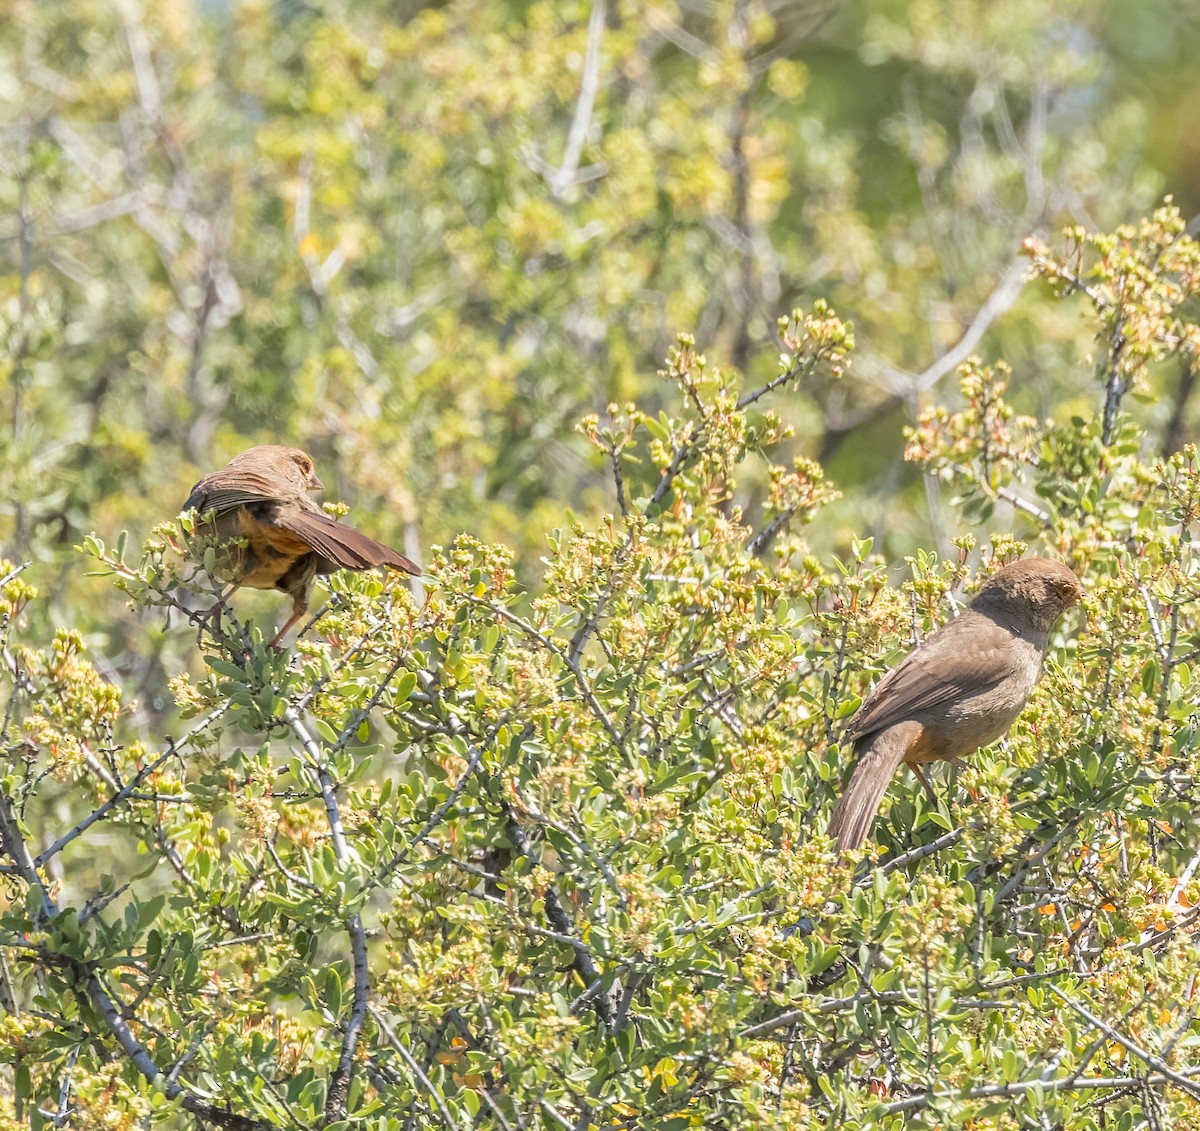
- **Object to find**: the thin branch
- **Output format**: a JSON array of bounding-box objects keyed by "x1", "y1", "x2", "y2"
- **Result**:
[
  {"x1": 293, "y1": 155, "x2": 383, "y2": 387},
  {"x1": 0, "y1": 562, "x2": 31, "y2": 589},
  {"x1": 370, "y1": 1007, "x2": 470, "y2": 1130},
  {"x1": 328, "y1": 654, "x2": 408, "y2": 755},
  {"x1": 0, "y1": 786, "x2": 267, "y2": 1129},
  {"x1": 511, "y1": 786, "x2": 621, "y2": 895},
  {"x1": 47, "y1": 1045, "x2": 79, "y2": 1127},
  {"x1": 118, "y1": 0, "x2": 163, "y2": 122},
  {"x1": 409, "y1": 742, "x2": 485, "y2": 849},
  {"x1": 293, "y1": 595, "x2": 399, "y2": 710},
  {"x1": 608, "y1": 443, "x2": 630, "y2": 519},
  {"x1": 939, "y1": 462, "x2": 1053, "y2": 526},
  {"x1": 736, "y1": 355, "x2": 811, "y2": 410},
  {"x1": 279, "y1": 706, "x2": 370, "y2": 1123},
  {"x1": 549, "y1": 0, "x2": 606, "y2": 200},
  {"x1": 1049, "y1": 986, "x2": 1200, "y2": 1100},
  {"x1": 541, "y1": 1100, "x2": 575, "y2": 1129},
  {"x1": 1100, "y1": 314, "x2": 1129, "y2": 447},
  {"x1": 746, "y1": 504, "x2": 800, "y2": 558},
  {"x1": 377, "y1": 740, "x2": 486, "y2": 883},
  {"x1": 873, "y1": 827, "x2": 965, "y2": 877},
  {"x1": 881, "y1": 1070, "x2": 1200, "y2": 1114},
  {"x1": 458, "y1": 884, "x2": 608, "y2": 952},
  {"x1": 993, "y1": 819, "x2": 1083, "y2": 905},
  {"x1": 639, "y1": 342, "x2": 828, "y2": 542},
  {"x1": 648, "y1": 423, "x2": 701, "y2": 509},
  {"x1": 501, "y1": 800, "x2": 619, "y2": 1030},
  {"x1": 472, "y1": 599, "x2": 622, "y2": 750},
  {"x1": 870, "y1": 258, "x2": 1029, "y2": 397},
  {"x1": 643, "y1": 6, "x2": 718, "y2": 61},
  {"x1": 264, "y1": 836, "x2": 320, "y2": 893},
  {"x1": 35, "y1": 742, "x2": 180, "y2": 866}
]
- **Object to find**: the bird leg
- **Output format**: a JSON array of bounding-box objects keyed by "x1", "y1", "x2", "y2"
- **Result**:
[
  {"x1": 909, "y1": 763, "x2": 941, "y2": 808},
  {"x1": 268, "y1": 593, "x2": 309, "y2": 651}
]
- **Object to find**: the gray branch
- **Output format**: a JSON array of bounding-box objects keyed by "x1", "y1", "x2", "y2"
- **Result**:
[{"x1": 280, "y1": 705, "x2": 371, "y2": 1124}]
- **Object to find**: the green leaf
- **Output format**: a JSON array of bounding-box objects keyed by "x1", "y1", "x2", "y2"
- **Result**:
[
  {"x1": 135, "y1": 894, "x2": 166, "y2": 934},
  {"x1": 394, "y1": 670, "x2": 417, "y2": 703},
  {"x1": 206, "y1": 657, "x2": 249, "y2": 681},
  {"x1": 324, "y1": 966, "x2": 344, "y2": 1019},
  {"x1": 315, "y1": 718, "x2": 341, "y2": 744}
]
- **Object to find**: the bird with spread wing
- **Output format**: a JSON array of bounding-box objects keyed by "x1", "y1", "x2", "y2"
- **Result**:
[{"x1": 183, "y1": 445, "x2": 419, "y2": 647}]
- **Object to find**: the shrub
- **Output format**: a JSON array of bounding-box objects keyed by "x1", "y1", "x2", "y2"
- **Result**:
[{"x1": 3, "y1": 210, "x2": 1200, "y2": 1129}]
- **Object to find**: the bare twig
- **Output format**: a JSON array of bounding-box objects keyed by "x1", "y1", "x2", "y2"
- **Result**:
[
  {"x1": 0, "y1": 561, "x2": 31, "y2": 589},
  {"x1": 870, "y1": 258, "x2": 1029, "y2": 397},
  {"x1": 549, "y1": 0, "x2": 606, "y2": 200},
  {"x1": 35, "y1": 742, "x2": 181, "y2": 866},
  {"x1": 608, "y1": 443, "x2": 630, "y2": 519},
  {"x1": 746, "y1": 505, "x2": 800, "y2": 558}
]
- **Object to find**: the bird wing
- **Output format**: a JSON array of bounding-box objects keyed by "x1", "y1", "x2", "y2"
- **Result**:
[
  {"x1": 272, "y1": 505, "x2": 420, "y2": 575},
  {"x1": 184, "y1": 468, "x2": 419, "y2": 576},
  {"x1": 845, "y1": 612, "x2": 1016, "y2": 742},
  {"x1": 183, "y1": 469, "x2": 295, "y2": 516}
]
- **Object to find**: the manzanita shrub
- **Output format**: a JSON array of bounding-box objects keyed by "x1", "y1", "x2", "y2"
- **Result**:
[{"x1": 3, "y1": 208, "x2": 1200, "y2": 1129}]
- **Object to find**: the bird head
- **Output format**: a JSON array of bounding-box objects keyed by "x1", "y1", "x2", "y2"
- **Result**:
[
  {"x1": 971, "y1": 558, "x2": 1083, "y2": 633},
  {"x1": 221, "y1": 445, "x2": 325, "y2": 493},
  {"x1": 284, "y1": 448, "x2": 324, "y2": 492}
]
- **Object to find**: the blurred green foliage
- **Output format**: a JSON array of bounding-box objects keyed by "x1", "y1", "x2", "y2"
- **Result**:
[{"x1": 1, "y1": 0, "x2": 1196, "y2": 605}]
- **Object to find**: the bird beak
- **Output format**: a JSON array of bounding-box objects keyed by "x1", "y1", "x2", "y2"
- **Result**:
[{"x1": 308, "y1": 474, "x2": 324, "y2": 492}]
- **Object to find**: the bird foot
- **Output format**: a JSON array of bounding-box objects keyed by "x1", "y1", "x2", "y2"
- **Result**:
[
  {"x1": 191, "y1": 601, "x2": 224, "y2": 646},
  {"x1": 267, "y1": 604, "x2": 307, "y2": 651}
]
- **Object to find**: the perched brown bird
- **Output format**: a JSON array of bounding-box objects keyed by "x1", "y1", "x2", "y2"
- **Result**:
[
  {"x1": 183, "y1": 445, "x2": 419, "y2": 647},
  {"x1": 828, "y1": 558, "x2": 1082, "y2": 854}
]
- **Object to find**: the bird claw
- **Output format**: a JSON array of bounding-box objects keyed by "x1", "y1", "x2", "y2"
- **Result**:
[{"x1": 191, "y1": 602, "x2": 223, "y2": 647}]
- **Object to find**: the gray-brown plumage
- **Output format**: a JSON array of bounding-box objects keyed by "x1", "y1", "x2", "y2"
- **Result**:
[
  {"x1": 828, "y1": 558, "x2": 1082, "y2": 854},
  {"x1": 183, "y1": 445, "x2": 419, "y2": 646}
]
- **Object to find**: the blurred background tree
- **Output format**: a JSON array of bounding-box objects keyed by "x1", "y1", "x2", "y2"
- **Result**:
[{"x1": 2, "y1": 0, "x2": 1197, "y2": 625}]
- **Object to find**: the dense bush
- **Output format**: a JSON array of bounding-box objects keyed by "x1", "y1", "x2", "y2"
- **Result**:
[{"x1": 2, "y1": 208, "x2": 1200, "y2": 1127}]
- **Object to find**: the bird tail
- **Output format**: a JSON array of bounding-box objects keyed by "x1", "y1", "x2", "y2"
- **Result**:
[
  {"x1": 277, "y1": 510, "x2": 420, "y2": 575},
  {"x1": 827, "y1": 731, "x2": 912, "y2": 854}
]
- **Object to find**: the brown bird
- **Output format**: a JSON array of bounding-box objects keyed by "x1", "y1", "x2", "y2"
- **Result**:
[
  {"x1": 828, "y1": 558, "x2": 1082, "y2": 854},
  {"x1": 183, "y1": 445, "x2": 419, "y2": 647}
]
